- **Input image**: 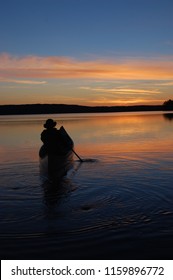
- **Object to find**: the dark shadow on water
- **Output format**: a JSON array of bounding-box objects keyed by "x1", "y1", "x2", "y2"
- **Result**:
[
  {"x1": 41, "y1": 159, "x2": 83, "y2": 208},
  {"x1": 163, "y1": 113, "x2": 173, "y2": 121},
  {"x1": 1, "y1": 232, "x2": 173, "y2": 260},
  {"x1": 40, "y1": 157, "x2": 99, "y2": 213},
  {"x1": 76, "y1": 158, "x2": 99, "y2": 163},
  {"x1": 42, "y1": 177, "x2": 76, "y2": 208}
]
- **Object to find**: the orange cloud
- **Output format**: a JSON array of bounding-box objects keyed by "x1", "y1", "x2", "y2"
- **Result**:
[
  {"x1": 0, "y1": 77, "x2": 47, "y2": 85},
  {"x1": 80, "y1": 86, "x2": 161, "y2": 95},
  {"x1": 0, "y1": 53, "x2": 173, "y2": 81},
  {"x1": 90, "y1": 98, "x2": 164, "y2": 105}
]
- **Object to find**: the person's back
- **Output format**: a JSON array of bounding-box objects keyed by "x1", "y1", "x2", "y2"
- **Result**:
[
  {"x1": 41, "y1": 127, "x2": 59, "y2": 147},
  {"x1": 41, "y1": 119, "x2": 67, "y2": 154}
]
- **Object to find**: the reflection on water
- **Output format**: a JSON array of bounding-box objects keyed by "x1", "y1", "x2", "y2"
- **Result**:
[
  {"x1": 163, "y1": 112, "x2": 173, "y2": 121},
  {"x1": 0, "y1": 112, "x2": 173, "y2": 259},
  {"x1": 42, "y1": 176, "x2": 78, "y2": 209}
]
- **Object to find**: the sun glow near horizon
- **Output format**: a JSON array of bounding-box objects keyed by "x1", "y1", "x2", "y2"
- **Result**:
[{"x1": 0, "y1": 53, "x2": 173, "y2": 106}]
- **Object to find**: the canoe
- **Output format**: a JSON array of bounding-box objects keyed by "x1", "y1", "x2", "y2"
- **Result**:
[{"x1": 39, "y1": 126, "x2": 74, "y2": 180}]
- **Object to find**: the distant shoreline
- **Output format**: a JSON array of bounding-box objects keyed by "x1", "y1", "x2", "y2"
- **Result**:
[{"x1": 0, "y1": 103, "x2": 167, "y2": 115}]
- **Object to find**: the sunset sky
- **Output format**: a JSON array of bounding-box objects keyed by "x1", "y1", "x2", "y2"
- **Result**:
[{"x1": 0, "y1": 0, "x2": 173, "y2": 106}]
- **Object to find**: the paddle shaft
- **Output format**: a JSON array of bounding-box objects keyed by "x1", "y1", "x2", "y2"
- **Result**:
[{"x1": 72, "y1": 148, "x2": 83, "y2": 162}]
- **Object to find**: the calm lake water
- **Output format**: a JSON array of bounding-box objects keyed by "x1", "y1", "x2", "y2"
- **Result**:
[{"x1": 1, "y1": 111, "x2": 173, "y2": 260}]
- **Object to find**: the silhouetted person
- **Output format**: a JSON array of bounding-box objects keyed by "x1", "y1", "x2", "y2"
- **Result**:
[{"x1": 40, "y1": 119, "x2": 67, "y2": 155}]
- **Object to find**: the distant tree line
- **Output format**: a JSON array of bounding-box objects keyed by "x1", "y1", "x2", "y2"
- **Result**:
[
  {"x1": 0, "y1": 103, "x2": 164, "y2": 115},
  {"x1": 0, "y1": 100, "x2": 173, "y2": 115}
]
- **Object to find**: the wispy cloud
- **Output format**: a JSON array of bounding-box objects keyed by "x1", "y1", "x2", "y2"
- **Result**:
[
  {"x1": 154, "y1": 81, "x2": 173, "y2": 86},
  {"x1": 11, "y1": 79, "x2": 47, "y2": 85},
  {"x1": 1, "y1": 53, "x2": 173, "y2": 81},
  {"x1": 89, "y1": 98, "x2": 164, "y2": 105},
  {"x1": 0, "y1": 77, "x2": 47, "y2": 85},
  {"x1": 80, "y1": 86, "x2": 160, "y2": 95}
]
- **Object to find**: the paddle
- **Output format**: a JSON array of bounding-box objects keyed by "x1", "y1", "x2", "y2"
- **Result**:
[
  {"x1": 59, "y1": 126, "x2": 96, "y2": 163},
  {"x1": 72, "y1": 149, "x2": 97, "y2": 163},
  {"x1": 72, "y1": 148, "x2": 84, "y2": 162}
]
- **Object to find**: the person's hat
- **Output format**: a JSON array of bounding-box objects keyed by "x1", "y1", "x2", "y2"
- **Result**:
[{"x1": 44, "y1": 119, "x2": 57, "y2": 128}]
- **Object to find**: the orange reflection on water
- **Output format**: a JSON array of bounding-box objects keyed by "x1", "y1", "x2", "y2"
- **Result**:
[
  {"x1": 71, "y1": 113, "x2": 173, "y2": 156},
  {"x1": 1, "y1": 112, "x2": 173, "y2": 163}
]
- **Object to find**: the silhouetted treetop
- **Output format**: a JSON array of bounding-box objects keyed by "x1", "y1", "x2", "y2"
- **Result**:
[{"x1": 163, "y1": 99, "x2": 173, "y2": 110}]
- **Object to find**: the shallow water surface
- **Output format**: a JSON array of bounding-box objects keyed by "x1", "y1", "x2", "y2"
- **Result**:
[{"x1": 1, "y1": 112, "x2": 173, "y2": 259}]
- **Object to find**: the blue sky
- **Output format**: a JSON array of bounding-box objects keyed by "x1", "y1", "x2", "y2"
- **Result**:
[{"x1": 0, "y1": 0, "x2": 173, "y2": 105}]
